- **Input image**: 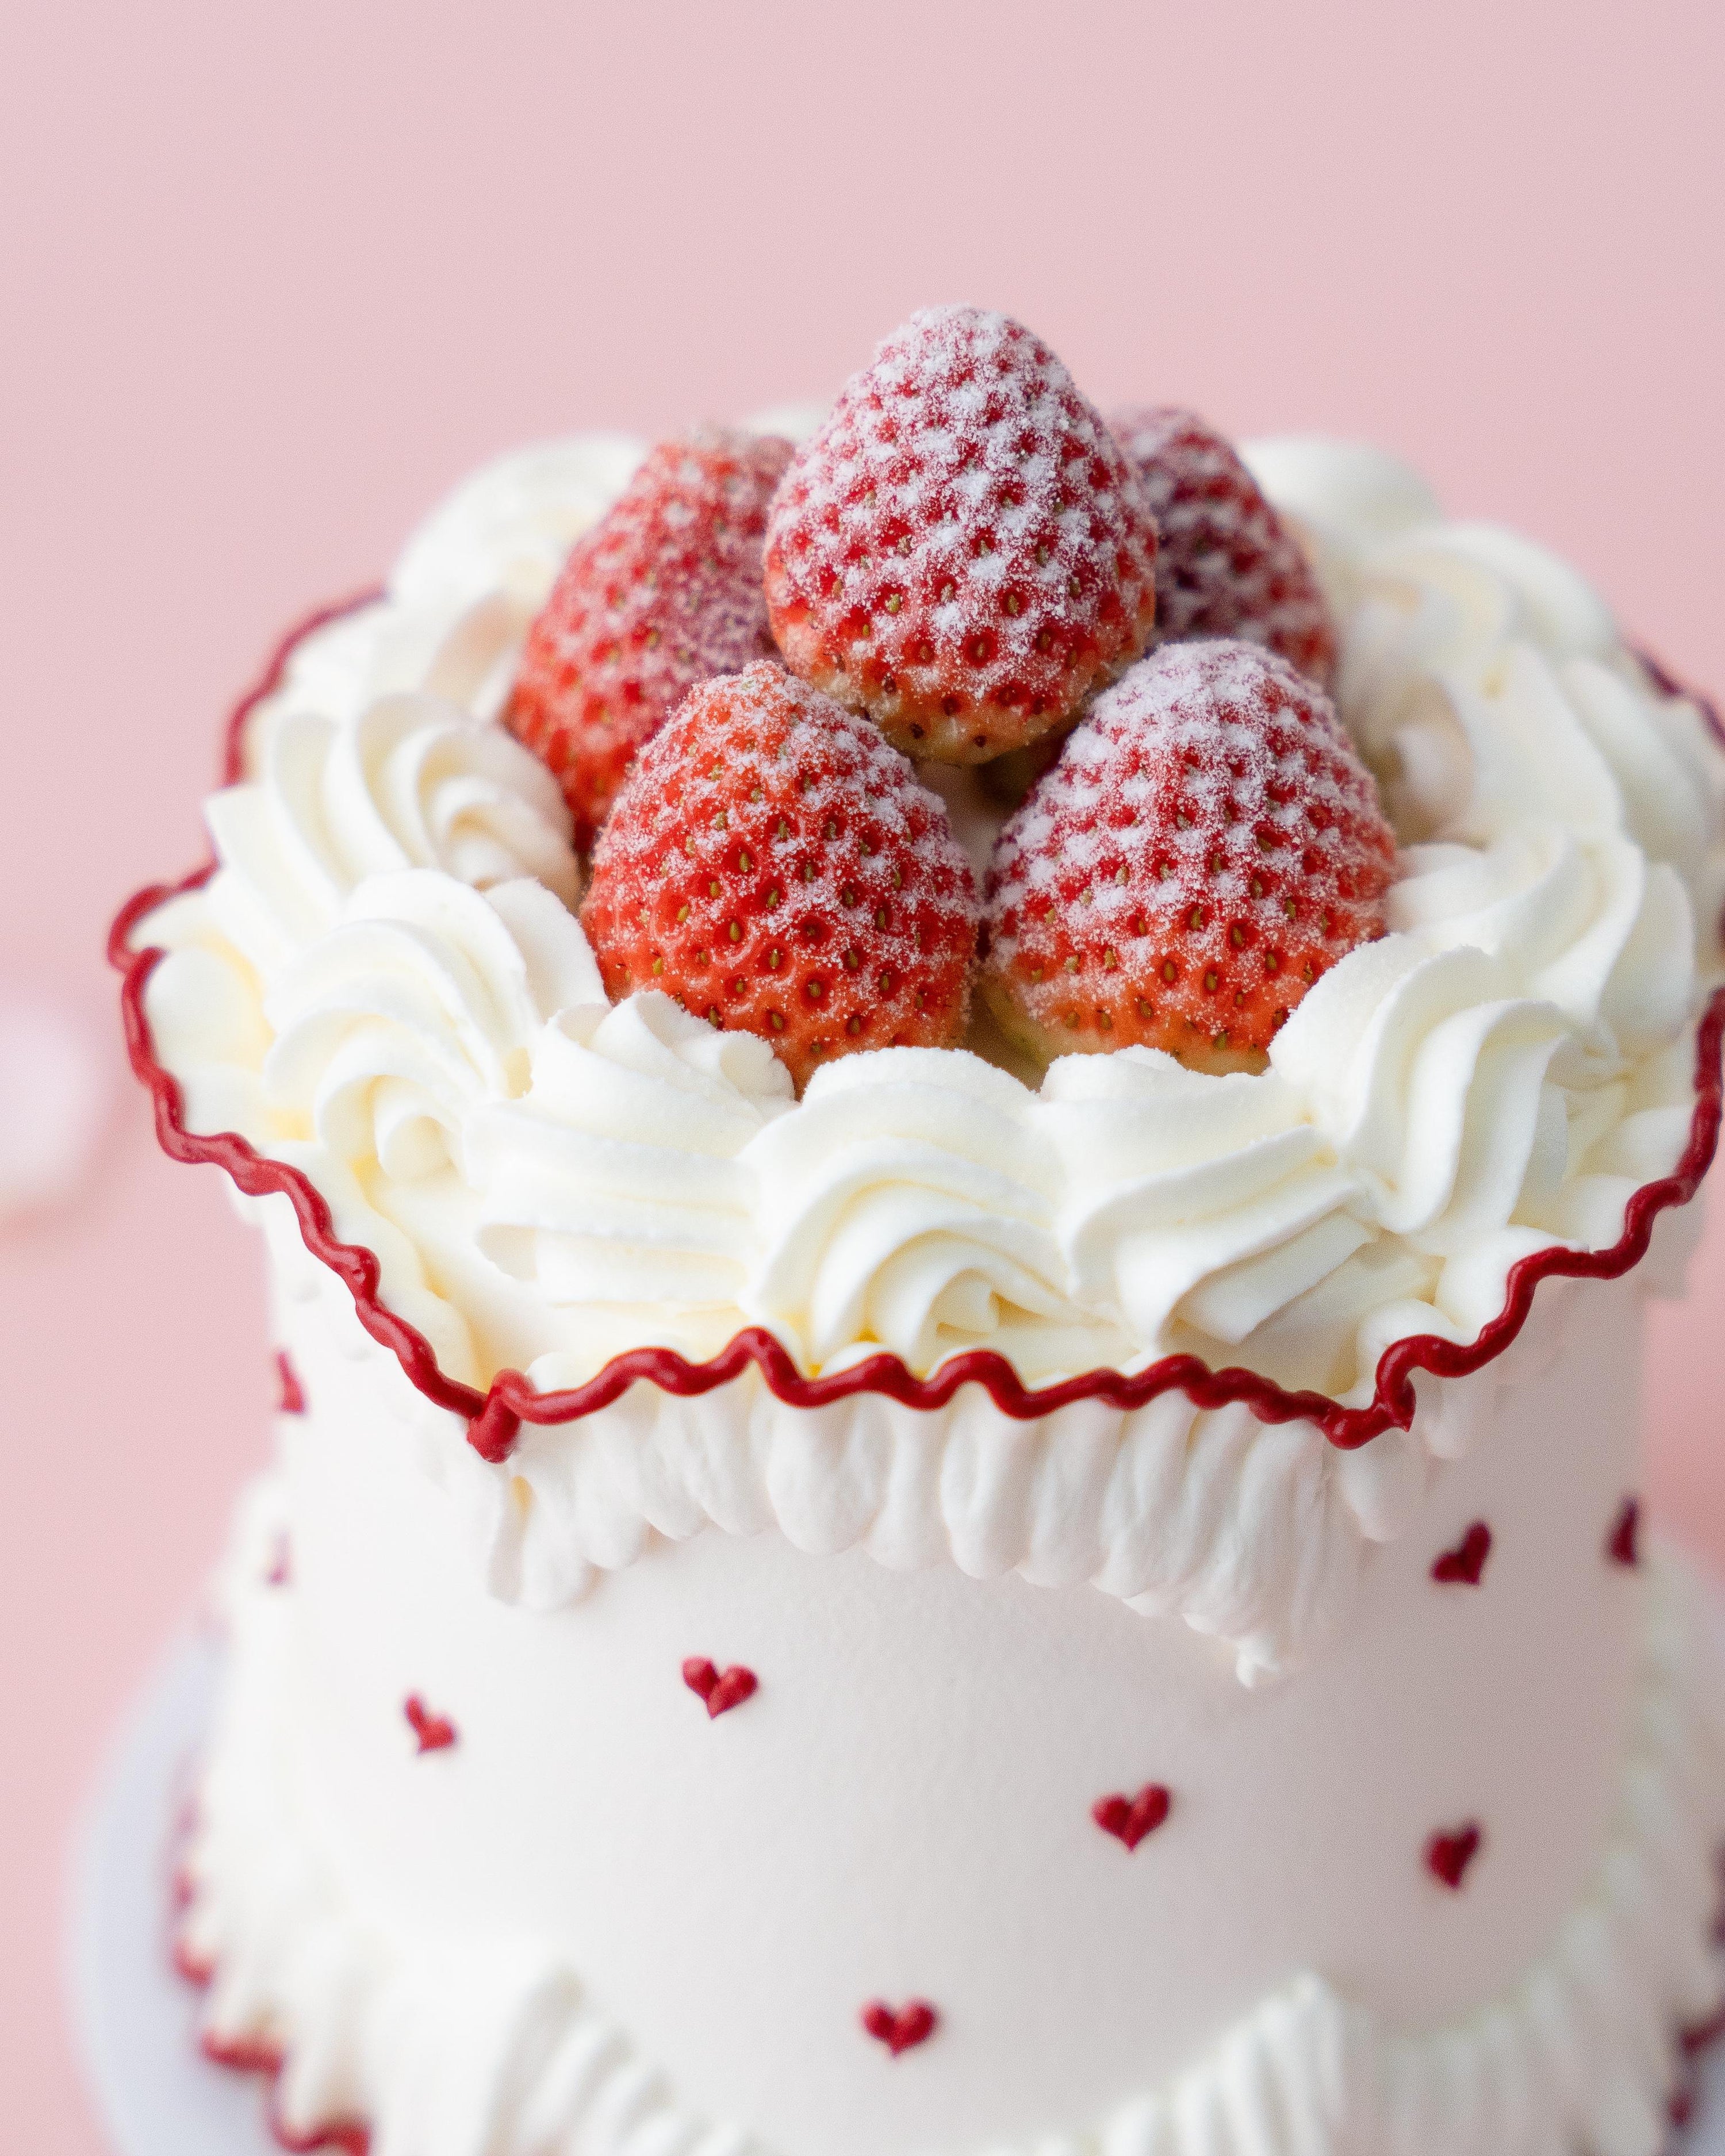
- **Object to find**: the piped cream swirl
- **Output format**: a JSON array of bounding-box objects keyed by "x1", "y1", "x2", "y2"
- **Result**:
[
  {"x1": 746, "y1": 1049, "x2": 1097, "y2": 1374},
  {"x1": 136, "y1": 433, "x2": 1725, "y2": 1404},
  {"x1": 470, "y1": 995, "x2": 792, "y2": 1309},
  {"x1": 207, "y1": 692, "x2": 580, "y2": 987}
]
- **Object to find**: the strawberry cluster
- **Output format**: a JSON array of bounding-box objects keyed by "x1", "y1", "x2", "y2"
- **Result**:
[{"x1": 504, "y1": 306, "x2": 1393, "y2": 1087}]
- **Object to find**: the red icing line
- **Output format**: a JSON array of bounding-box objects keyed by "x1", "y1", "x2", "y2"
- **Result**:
[
  {"x1": 1608, "y1": 1497, "x2": 1642, "y2": 1568},
  {"x1": 201, "y1": 2028, "x2": 371, "y2": 2155},
  {"x1": 861, "y1": 1999, "x2": 938, "y2": 2056},
  {"x1": 1092, "y1": 1783, "x2": 1172, "y2": 1851},
  {"x1": 203, "y1": 2044, "x2": 367, "y2": 2151},
  {"x1": 403, "y1": 1695, "x2": 457, "y2": 1753},
  {"x1": 173, "y1": 1835, "x2": 370, "y2": 2152},
  {"x1": 276, "y1": 1349, "x2": 306, "y2": 1416},
  {"x1": 681, "y1": 1657, "x2": 758, "y2": 1718},
  {"x1": 1425, "y1": 1822, "x2": 1483, "y2": 1890},
  {"x1": 1431, "y1": 1521, "x2": 1492, "y2": 1586},
  {"x1": 109, "y1": 600, "x2": 1725, "y2": 1459}
]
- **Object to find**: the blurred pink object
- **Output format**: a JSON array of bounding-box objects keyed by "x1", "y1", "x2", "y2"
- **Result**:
[{"x1": 0, "y1": 984, "x2": 110, "y2": 1226}]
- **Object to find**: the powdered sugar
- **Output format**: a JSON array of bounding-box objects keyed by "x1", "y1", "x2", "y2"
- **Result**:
[
  {"x1": 983, "y1": 642, "x2": 1394, "y2": 1065},
  {"x1": 1114, "y1": 407, "x2": 1336, "y2": 686},
  {"x1": 507, "y1": 429, "x2": 793, "y2": 845},
  {"x1": 582, "y1": 663, "x2": 978, "y2": 1087},
  {"x1": 764, "y1": 307, "x2": 1159, "y2": 763}
]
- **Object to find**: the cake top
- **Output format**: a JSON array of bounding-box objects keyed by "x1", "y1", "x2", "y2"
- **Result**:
[{"x1": 125, "y1": 308, "x2": 1725, "y2": 1435}]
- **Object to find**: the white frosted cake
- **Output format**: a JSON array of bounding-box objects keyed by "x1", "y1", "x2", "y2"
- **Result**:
[{"x1": 116, "y1": 308, "x2": 1725, "y2": 2156}]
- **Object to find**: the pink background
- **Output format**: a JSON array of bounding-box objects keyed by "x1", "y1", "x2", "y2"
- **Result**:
[{"x1": 4, "y1": 2, "x2": 1724, "y2": 2146}]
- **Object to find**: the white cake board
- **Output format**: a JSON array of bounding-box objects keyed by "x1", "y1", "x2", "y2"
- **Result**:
[{"x1": 68, "y1": 1628, "x2": 1725, "y2": 2155}]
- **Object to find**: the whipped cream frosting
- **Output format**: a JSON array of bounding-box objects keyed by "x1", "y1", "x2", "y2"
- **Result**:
[{"x1": 135, "y1": 431, "x2": 1725, "y2": 1406}]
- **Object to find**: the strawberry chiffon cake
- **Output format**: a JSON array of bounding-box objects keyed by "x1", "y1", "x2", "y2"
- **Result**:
[{"x1": 114, "y1": 308, "x2": 1725, "y2": 2156}]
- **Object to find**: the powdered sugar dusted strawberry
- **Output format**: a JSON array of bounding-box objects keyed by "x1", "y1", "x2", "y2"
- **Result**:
[
  {"x1": 982, "y1": 641, "x2": 1394, "y2": 1071},
  {"x1": 764, "y1": 307, "x2": 1159, "y2": 765},
  {"x1": 582, "y1": 662, "x2": 978, "y2": 1088},
  {"x1": 506, "y1": 429, "x2": 793, "y2": 847},
  {"x1": 1113, "y1": 408, "x2": 1336, "y2": 687}
]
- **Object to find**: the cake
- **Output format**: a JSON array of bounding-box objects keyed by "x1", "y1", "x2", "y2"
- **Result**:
[{"x1": 113, "y1": 307, "x2": 1725, "y2": 2156}]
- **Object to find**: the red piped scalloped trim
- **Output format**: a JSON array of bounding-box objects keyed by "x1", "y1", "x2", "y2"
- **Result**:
[
  {"x1": 110, "y1": 598, "x2": 1725, "y2": 1459},
  {"x1": 174, "y1": 1902, "x2": 370, "y2": 2153}
]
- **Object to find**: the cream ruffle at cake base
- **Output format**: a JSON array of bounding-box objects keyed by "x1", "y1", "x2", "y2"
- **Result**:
[{"x1": 178, "y1": 1495, "x2": 1725, "y2": 2156}]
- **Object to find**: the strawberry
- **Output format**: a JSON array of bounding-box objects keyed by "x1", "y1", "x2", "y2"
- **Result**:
[
  {"x1": 763, "y1": 306, "x2": 1159, "y2": 766},
  {"x1": 981, "y1": 641, "x2": 1394, "y2": 1072},
  {"x1": 505, "y1": 428, "x2": 793, "y2": 847},
  {"x1": 1111, "y1": 408, "x2": 1337, "y2": 686},
  {"x1": 581, "y1": 662, "x2": 978, "y2": 1089}
]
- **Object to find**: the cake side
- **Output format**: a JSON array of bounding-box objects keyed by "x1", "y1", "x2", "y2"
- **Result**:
[{"x1": 177, "y1": 1246, "x2": 1725, "y2": 2156}]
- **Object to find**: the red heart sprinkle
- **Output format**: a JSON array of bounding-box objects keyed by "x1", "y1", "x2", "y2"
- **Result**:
[
  {"x1": 861, "y1": 1999, "x2": 938, "y2": 2055},
  {"x1": 264, "y1": 1533, "x2": 292, "y2": 1588},
  {"x1": 404, "y1": 1695, "x2": 457, "y2": 1753},
  {"x1": 1425, "y1": 1822, "x2": 1482, "y2": 1889},
  {"x1": 275, "y1": 1349, "x2": 305, "y2": 1415},
  {"x1": 1431, "y1": 1521, "x2": 1492, "y2": 1586},
  {"x1": 1092, "y1": 1783, "x2": 1173, "y2": 1851},
  {"x1": 681, "y1": 1657, "x2": 758, "y2": 1718},
  {"x1": 1607, "y1": 1497, "x2": 1640, "y2": 1568}
]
